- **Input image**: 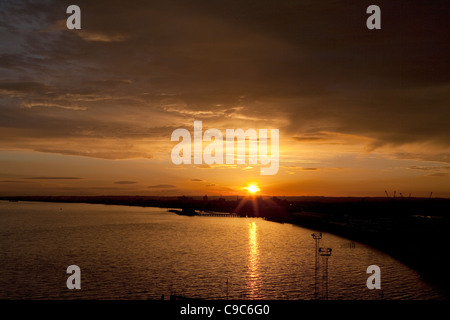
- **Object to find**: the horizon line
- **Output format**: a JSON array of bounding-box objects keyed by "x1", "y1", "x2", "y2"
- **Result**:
[{"x1": 1, "y1": 194, "x2": 448, "y2": 200}]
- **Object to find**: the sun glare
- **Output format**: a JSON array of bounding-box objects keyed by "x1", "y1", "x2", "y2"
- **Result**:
[{"x1": 247, "y1": 185, "x2": 260, "y2": 194}]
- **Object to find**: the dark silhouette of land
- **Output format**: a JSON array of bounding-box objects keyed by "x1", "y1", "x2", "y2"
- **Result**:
[{"x1": 1, "y1": 194, "x2": 450, "y2": 298}]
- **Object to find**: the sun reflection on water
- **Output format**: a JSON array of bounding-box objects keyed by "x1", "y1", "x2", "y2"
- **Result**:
[{"x1": 247, "y1": 221, "x2": 261, "y2": 298}]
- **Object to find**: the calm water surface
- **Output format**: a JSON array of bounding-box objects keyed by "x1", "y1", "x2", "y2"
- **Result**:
[{"x1": 0, "y1": 201, "x2": 445, "y2": 299}]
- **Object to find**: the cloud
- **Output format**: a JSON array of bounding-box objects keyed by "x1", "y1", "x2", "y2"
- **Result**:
[
  {"x1": 408, "y1": 166, "x2": 450, "y2": 171},
  {"x1": 22, "y1": 102, "x2": 87, "y2": 111},
  {"x1": 0, "y1": 0, "x2": 448, "y2": 166},
  {"x1": 33, "y1": 148, "x2": 153, "y2": 160},
  {"x1": 148, "y1": 184, "x2": 176, "y2": 189},
  {"x1": 427, "y1": 173, "x2": 448, "y2": 177},
  {"x1": 280, "y1": 166, "x2": 319, "y2": 171},
  {"x1": 77, "y1": 31, "x2": 131, "y2": 42},
  {"x1": 395, "y1": 153, "x2": 450, "y2": 164},
  {"x1": 26, "y1": 177, "x2": 83, "y2": 180},
  {"x1": 0, "y1": 80, "x2": 53, "y2": 94},
  {"x1": 292, "y1": 136, "x2": 328, "y2": 142},
  {"x1": 407, "y1": 165, "x2": 450, "y2": 178},
  {"x1": 196, "y1": 165, "x2": 212, "y2": 169},
  {"x1": 190, "y1": 179, "x2": 203, "y2": 181}
]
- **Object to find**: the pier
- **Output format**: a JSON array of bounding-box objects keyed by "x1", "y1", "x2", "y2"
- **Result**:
[{"x1": 198, "y1": 213, "x2": 249, "y2": 218}]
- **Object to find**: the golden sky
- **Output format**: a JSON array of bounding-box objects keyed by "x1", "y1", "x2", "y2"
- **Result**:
[{"x1": 0, "y1": 1, "x2": 449, "y2": 197}]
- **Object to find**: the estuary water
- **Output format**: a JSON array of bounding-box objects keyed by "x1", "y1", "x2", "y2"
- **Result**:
[{"x1": 0, "y1": 201, "x2": 445, "y2": 300}]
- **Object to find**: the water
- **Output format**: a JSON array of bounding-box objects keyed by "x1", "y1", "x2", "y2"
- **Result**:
[{"x1": 0, "y1": 201, "x2": 445, "y2": 300}]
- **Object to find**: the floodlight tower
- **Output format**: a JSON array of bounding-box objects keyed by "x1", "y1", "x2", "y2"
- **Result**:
[
  {"x1": 319, "y1": 248, "x2": 332, "y2": 300},
  {"x1": 311, "y1": 232, "x2": 322, "y2": 299}
]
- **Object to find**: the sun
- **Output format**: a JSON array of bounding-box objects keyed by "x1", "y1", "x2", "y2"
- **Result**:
[{"x1": 246, "y1": 184, "x2": 260, "y2": 194}]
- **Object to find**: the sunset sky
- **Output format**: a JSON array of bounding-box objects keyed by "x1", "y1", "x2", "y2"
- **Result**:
[{"x1": 0, "y1": 0, "x2": 449, "y2": 197}]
